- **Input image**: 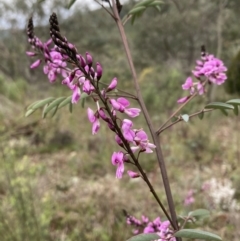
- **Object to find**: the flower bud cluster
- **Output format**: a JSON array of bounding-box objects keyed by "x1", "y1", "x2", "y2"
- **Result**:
[
  {"x1": 126, "y1": 214, "x2": 176, "y2": 241},
  {"x1": 178, "y1": 49, "x2": 227, "y2": 104},
  {"x1": 26, "y1": 13, "x2": 156, "y2": 180}
]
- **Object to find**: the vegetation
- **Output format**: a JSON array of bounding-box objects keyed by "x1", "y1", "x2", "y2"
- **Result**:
[{"x1": 0, "y1": 0, "x2": 240, "y2": 240}]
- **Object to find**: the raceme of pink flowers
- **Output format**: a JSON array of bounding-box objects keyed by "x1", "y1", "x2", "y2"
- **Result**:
[
  {"x1": 26, "y1": 16, "x2": 155, "y2": 180},
  {"x1": 178, "y1": 52, "x2": 227, "y2": 104},
  {"x1": 126, "y1": 214, "x2": 176, "y2": 241}
]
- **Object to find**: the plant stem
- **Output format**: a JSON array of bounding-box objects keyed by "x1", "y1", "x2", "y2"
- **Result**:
[
  {"x1": 156, "y1": 93, "x2": 197, "y2": 134},
  {"x1": 111, "y1": 0, "x2": 179, "y2": 231},
  {"x1": 157, "y1": 108, "x2": 213, "y2": 135}
]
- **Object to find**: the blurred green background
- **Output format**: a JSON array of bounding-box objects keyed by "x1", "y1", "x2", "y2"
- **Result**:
[{"x1": 0, "y1": 0, "x2": 240, "y2": 240}]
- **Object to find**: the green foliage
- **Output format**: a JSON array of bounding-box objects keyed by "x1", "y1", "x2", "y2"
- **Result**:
[
  {"x1": 126, "y1": 233, "x2": 160, "y2": 241},
  {"x1": 25, "y1": 94, "x2": 88, "y2": 118},
  {"x1": 174, "y1": 229, "x2": 222, "y2": 241},
  {"x1": 225, "y1": 49, "x2": 240, "y2": 95}
]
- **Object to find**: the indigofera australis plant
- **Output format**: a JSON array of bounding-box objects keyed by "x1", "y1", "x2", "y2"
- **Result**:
[{"x1": 25, "y1": 0, "x2": 240, "y2": 240}]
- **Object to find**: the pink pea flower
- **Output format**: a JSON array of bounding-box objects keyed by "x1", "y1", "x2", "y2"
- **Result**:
[
  {"x1": 83, "y1": 80, "x2": 95, "y2": 94},
  {"x1": 48, "y1": 70, "x2": 57, "y2": 83},
  {"x1": 115, "y1": 135, "x2": 123, "y2": 146},
  {"x1": 96, "y1": 62, "x2": 102, "y2": 80},
  {"x1": 87, "y1": 108, "x2": 100, "y2": 135},
  {"x1": 122, "y1": 119, "x2": 135, "y2": 142},
  {"x1": 127, "y1": 170, "x2": 140, "y2": 178},
  {"x1": 86, "y1": 52, "x2": 93, "y2": 67},
  {"x1": 111, "y1": 151, "x2": 125, "y2": 179},
  {"x1": 184, "y1": 189, "x2": 195, "y2": 206},
  {"x1": 30, "y1": 59, "x2": 41, "y2": 69},
  {"x1": 107, "y1": 77, "x2": 118, "y2": 92},
  {"x1": 182, "y1": 77, "x2": 195, "y2": 94},
  {"x1": 110, "y1": 97, "x2": 141, "y2": 118},
  {"x1": 193, "y1": 53, "x2": 227, "y2": 85},
  {"x1": 132, "y1": 130, "x2": 156, "y2": 153},
  {"x1": 177, "y1": 96, "x2": 189, "y2": 104},
  {"x1": 197, "y1": 82, "x2": 204, "y2": 95},
  {"x1": 72, "y1": 86, "x2": 81, "y2": 104},
  {"x1": 26, "y1": 51, "x2": 36, "y2": 56}
]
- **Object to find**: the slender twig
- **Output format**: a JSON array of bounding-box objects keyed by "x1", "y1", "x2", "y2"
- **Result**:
[
  {"x1": 157, "y1": 77, "x2": 210, "y2": 134},
  {"x1": 157, "y1": 93, "x2": 197, "y2": 133},
  {"x1": 123, "y1": 15, "x2": 132, "y2": 26},
  {"x1": 94, "y1": 80, "x2": 175, "y2": 227},
  {"x1": 157, "y1": 108, "x2": 214, "y2": 135},
  {"x1": 98, "y1": 81, "x2": 136, "y2": 98},
  {"x1": 93, "y1": 0, "x2": 116, "y2": 19},
  {"x1": 111, "y1": 0, "x2": 179, "y2": 231}
]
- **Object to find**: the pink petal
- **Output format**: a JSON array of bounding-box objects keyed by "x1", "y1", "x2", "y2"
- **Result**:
[
  {"x1": 72, "y1": 86, "x2": 81, "y2": 103},
  {"x1": 177, "y1": 96, "x2": 189, "y2": 104},
  {"x1": 87, "y1": 108, "x2": 96, "y2": 123},
  {"x1": 30, "y1": 59, "x2": 41, "y2": 69},
  {"x1": 92, "y1": 119, "x2": 100, "y2": 135},
  {"x1": 117, "y1": 97, "x2": 130, "y2": 108},
  {"x1": 124, "y1": 108, "x2": 141, "y2": 118}
]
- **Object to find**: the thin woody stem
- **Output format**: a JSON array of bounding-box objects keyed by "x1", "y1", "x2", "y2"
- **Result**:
[
  {"x1": 156, "y1": 93, "x2": 197, "y2": 134},
  {"x1": 111, "y1": 0, "x2": 179, "y2": 231},
  {"x1": 157, "y1": 108, "x2": 214, "y2": 135}
]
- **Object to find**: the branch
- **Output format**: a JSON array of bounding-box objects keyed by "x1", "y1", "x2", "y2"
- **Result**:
[
  {"x1": 157, "y1": 108, "x2": 214, "y2": 135},
  {"x1": 111, "y1": 0, "x2": 179, "y2": 232}
]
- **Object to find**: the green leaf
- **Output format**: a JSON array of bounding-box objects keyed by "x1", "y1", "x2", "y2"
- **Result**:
[
  {"x1": 69, "y1": 102, "x2": 73, "y2": 113},
  {"x1": 25, "y1": 109, "x2": 36, "y2": 117},
  {"x1": 205, "y1": 102, "x2": 234, "y2": 110},
  {"x1": 49, "y1": 105, "x2": 58, "y2": 118},
  {"x1": 129, "y1": 6, "x2": 147, "y2": 15},
  {"x1": 42, "y1": 104, "x2": 48, "y2": 118},
  {"x1": 174, "y1": 229, "x2": 222, "y2": 241},
  {"x1": 31, "y1": 97, "x2": 56, "y2": 110},
  {"x1": 198, "y1": 111, "x2": 204, "y2": 120},
  {"x1": 220, "y1": 108, "x2": 228, "y2": 116},
  {"x1": 58, "y1": 96, "x2": 72, "y2": 108},
  {"x1": 181, "y1": 114, "x2": 189, "y2": 122},
  {"x1": 134, "y1": 0, "x2": 155, "y2": 7},
  {"x1": 43, "y1": 97, "x2": 66, "y2": 115},
  {"x1": 226, "y1": 99, "x2": 240, "y2": 105},
  {"x1": 148, "y1": 0, "x2": 163, "y2": 7},
  {"x1": 127, "y1": 233, "x2": 160, "y2": 241},
  {"x1": 154, "y1": 5, "x2": 161, "y2": 11},
  {"x1": 188, "y1": 209, "x2": 210, "y2": 218},
  {"x1": 131, "y1": 14, "x2": 136, "y2": 24},
  {"x1": 233, "y1": 105, "x2": 239, "y2": 116},
  {"x1": 67, "y1": 0, "x2": 77, "y2": 9}
]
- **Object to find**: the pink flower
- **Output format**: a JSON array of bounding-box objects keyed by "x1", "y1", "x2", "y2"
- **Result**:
[
  {"x1": 193, "y1": 53, "x2": 227, "y2": 85},
  {"x1": 26, "y1": 51, "x2": 36, "y2": 56},
  {"x1": 197, "y1": 82, "x2": 204, "y2": 95},
  {"x1": 72, "y1": 86, "x2": 81, "y2": 104},
  {"x1": 87, "y1": 108, "x2": 100, "y2": 135},
  {"x1": 83, "y1": 80, "x2": 95, "y2": 94},
  {"x1": 122, "y1": 119, "x2": 135, "y2": 142},
  {"x1": 127, "y1": 170, "x2": 140, "y2": 178},
  {"x1": 182, "y1": 77, "x2": 195, "y2": 95},
  {"x1": 110, "y1": 97, "x2": 141, "y2": 118},
  {"x1": 184, "y1": 189, "x2": 195, "y2": 206},
  {"x1": 107, "y1": 77, "x2": 117, "y2": 92},
  {"x1": 96, "y1": 62, "x2": 102, "y2": 80},
  {"x1": 124, "y1": 108, "x2": 141, "y2": 118},
  {"x1": 115, "y1": 135, "x2": 123, "y2": 146},
  {"x1": 30, "y1": 59, "x2": 41, "y2": 69},
  {"x1": 177, "y1": 96, "x2": 189, "y2": 104},
  {"x1": 86, "y1": 52, "x2": 93, "y2": 67},
  {"x1": 111, "y1": 151, "x2": 125, "y2": 179},
  {"x1": 132, "y1": 130, "x2": 156, "y2": 153}
]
